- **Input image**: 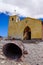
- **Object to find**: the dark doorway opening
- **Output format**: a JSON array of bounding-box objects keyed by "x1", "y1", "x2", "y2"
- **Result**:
[{"x1": 23, "y1": 26, "x2": 31, "y2": 40}]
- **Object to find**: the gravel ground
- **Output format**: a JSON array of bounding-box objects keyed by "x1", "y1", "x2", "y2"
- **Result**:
[{"x1": 0, "y1": 40, "x2": 43, "y2": 65}]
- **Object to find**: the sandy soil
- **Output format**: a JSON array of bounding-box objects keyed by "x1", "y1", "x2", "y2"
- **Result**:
[{"x1": 0, "y1": 40, "x2": 43, "y2": 65}]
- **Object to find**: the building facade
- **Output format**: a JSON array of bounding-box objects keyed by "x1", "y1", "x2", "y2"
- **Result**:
[{"x1": 8, "y1": 15, "x2": 42, "y2": 40}]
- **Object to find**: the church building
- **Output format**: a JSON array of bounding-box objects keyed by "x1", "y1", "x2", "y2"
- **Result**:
[{"x1": 8, "y1": 15, "x2": 42, "y2": 40}]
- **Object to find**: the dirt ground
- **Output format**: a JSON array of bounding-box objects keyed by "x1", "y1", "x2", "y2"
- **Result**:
[{"x1": 0, "y1": 40, "x2": 43, "y2": 65}]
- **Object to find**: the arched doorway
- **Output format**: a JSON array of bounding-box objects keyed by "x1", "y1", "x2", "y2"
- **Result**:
[{"x1": 23, "y1": 26, "x2": 31, "y2": 40}]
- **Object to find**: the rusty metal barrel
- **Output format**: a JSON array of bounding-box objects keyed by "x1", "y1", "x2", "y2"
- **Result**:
[{"x1": 2, "y1": 41, "x2": 24, "y2": 60}]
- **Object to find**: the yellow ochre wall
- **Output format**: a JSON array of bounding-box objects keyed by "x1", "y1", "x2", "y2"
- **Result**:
[{"x1": 8, "y1": 15, "x2": 42, "y2": 40}]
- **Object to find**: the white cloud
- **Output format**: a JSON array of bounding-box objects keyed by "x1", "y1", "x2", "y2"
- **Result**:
[
  {"x1": 0, "y1": 2, "x2": 31, "y2": 16},
  {"x1": 0, "y1": 0, "x2": 3, "y2": 2},
  {"x1": 0, "y1": 0, "x2": 43, "y2": 18},
  {"x1": 0, "y1": 3, "x2": 27, "y2": 16}
]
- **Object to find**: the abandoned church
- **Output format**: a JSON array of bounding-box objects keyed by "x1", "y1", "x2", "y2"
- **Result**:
[{"x1": 8, "y1": 15, "x2": 43, "y2": 40}]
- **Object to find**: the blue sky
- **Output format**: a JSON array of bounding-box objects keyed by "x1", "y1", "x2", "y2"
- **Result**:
[{"x1": 0, "y1": 13, "x2": 9, "y2": 37}]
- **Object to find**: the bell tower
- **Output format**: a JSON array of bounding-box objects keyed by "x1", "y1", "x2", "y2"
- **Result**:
[{"x1": 8, "y1": 10, "x2": 20, "y2": 38}]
